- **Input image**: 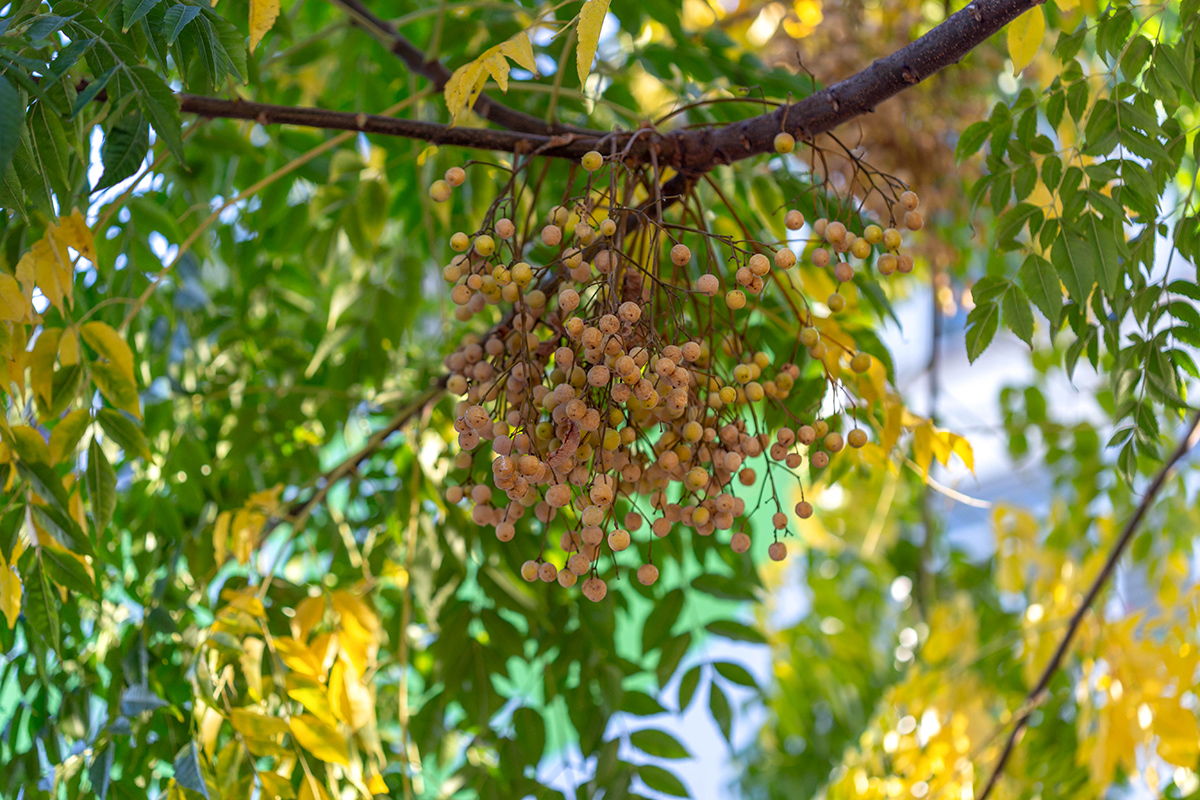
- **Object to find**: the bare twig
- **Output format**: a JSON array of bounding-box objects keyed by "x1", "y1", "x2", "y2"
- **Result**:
[{"x1": 977, "y1": 410, "x2": 1200, "y2": 800}]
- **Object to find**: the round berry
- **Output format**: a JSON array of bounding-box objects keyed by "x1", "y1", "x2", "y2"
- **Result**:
[
  {"x1": 495, "y1": 218, "x2": 516, "y2": 239},
  {"x1": 864, "y1": 224, "x2": 883, "y2": 244},
  {"x1": 671, "y1": 243, "x2": 691, "y2": 266},
  {"x1": 726, "y1": 290, "x2": 746, "y2": 310},
  {"x1": 827, "y1": 292, "x2": 846, "y2": 313},
  {"x1": 898, "y1": 254, "x2": 915, "y2": 273},
  {"x1": 825, "y1": 221, "x2": 846, "y2": 244},
  {"x1": 730, "y1": 532, "x2": 751, "y2": 553},
  {"x1": 811, "y1": 248, "x2": 830, "y2": 268},
  {"x1": 557, "y1": 569, "x2": 578, "y2": 588},
  {"x1": 877, "y1": 253, "x2": 898, "y2": 276},
  {"x1": 900, "y1": 190, "x2": 920, "y2": 211},
  {"x1": 520, "y1": 560, "x2": 540, "y2": 582},
  {"x1": 850, "y1": 237, "x2": 871, "y2": 260},
  {"x1": 833, "y1": 262, "x2": 854, "y2": 283},
  {"x1": 883, "y1": 227, "x2": 902, "y2": 250},
  {"x1": 430, "y1": 180, "x2": 451, "y2": 202},
  {"x1": 474, "y1": 235, "x2": 496, "y2": 257},
  {"x1": 450, "y1": 232, "x2": 470, "y2": 252},
  {"x1": 768, "y1": 541, "x2": 787, "y2": 562},
  {"x1": 774, "y1": 132, "x2": 796, "y2": 154},
  {"x1": 600, "y1": 218, "x2": 617, "y2": 237},
  {"x1": 775, "y1": 248, "x2": 797, "y2": 268},
  {"x1": 607, "y1": 529, "x2": 631, "y2": 551},
  {"x1": 636, "y1": 564, "x2": 659, "y2": 586},
  {"x1": 581, "y1": 150, "x2": 603, "y2": 172},
  {"x1": 785, "y1": 210, "x2": 805, "y2": 230},
  {"x1": 541, "y1": 225, "x2": 563, "y2": 247},
  {"x1": 445, "y1": 166, "x2": 466, "y2": 187},
  {"x1": 904, "y1": 210, "x2": 924, "y2": 231},
  {"x1": 848, "y1": 429, "x2": 868, "y2": 448},
  {"x1": 697, "y1": 274, "x2": 720, "y2": 296},
  {"x1": 850, "y1": 352, "x2": 871, "y2": 373},
  {"x1": 811, "y1": 451, "x2": 829, "y2": 468},
  {"x1": 582, "y1": 577, "x2": 608, "y2": 601},
  {"x1": 795, "y1": 500, "x2": 813, "y2": 519},
  {"x1": 538, "y1": 562, "x2": 558, "y2": 582}
]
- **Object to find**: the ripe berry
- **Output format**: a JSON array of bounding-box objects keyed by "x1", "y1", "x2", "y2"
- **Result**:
[
  {"x1": 726, "y1": 290, "x2": 746, "y2": 310},
  {"x1": 824, "y1": 432, "x2": 844, "y2": 452},
  {"x1": 864, "y1": 224, "x2": 883, "y2": 244},
  {"x1": 850, "y1": 352, "x2": 871, "y2": 373},
  {"x1": 883, "y1": 227, "x2": 902, "y2": 250},
  {"x1": 900, "y1": 190, "x2": 920, "y2": 210},
  {"x1": 730, "y1": 532, "x2": 751, "y2": 553},
  {"x1": 811, "y1": 451, "x2": 829, "y2": 468},
  {"x1": 637, "y1": 564, "x2": 659, "y2": 586},
  {"x1": 474, "y1": 235, "x2": 496, "y2": 257},
  {"x1": 904, "y1": 210, "x2": 924, "y2": 231},
  {"x1": 811, "y1": 248, "x2": 830, "y2": 268},
  {"x1": 538, "y1": 562, "x2": 558, "y2": 582},
  {"x1": 898, "y1": 254, "x2": 915, "y2": 273},
  {"x1": 833, "y1": 262, "x2": 854, "y2": 283},
  {"x1": 600, "y1": 218, "x2": 617, "y2": 237},
  {"x1": 445, "y1": 166, "x2": 466, "y2": 186},
  {"x1": 607, "y1": 529, "x2": 631, "y2": 551},
  {"x1": 775, "y1": 248, "x2": 796, "y2": 268},
  {"x1": 581, "y1": 150, "x2": 603, "y2": 172},
  {"x1": 549, "y1": 206, "x2": 569, "y2": 227},
  {"x1": 697, "y1": 274, "x2": 719, "y2": 296},
  {"x1": 800, "y1": 327, "x2": 819, "y2": 347},
  {"x1": 812, "y1": 218, "x2": 828, "y2": 238},
  {"x1": 557, "y1": 569, "x2": 578, "y2": 588},
  {"x1": 774, "y1": 132, "x2": 796, "y2": 154},
  {"x1": 430, "y1": 180, "x2": 452, "y2": 202},
  {"x1": 785, "y1": 210, "x2": 805, "y2": 230},
  {"x1": 825, "y1": 221, "x2": 846, "y2": 244},
  {"x1": 542, "y1": 225, "x2": 563, "y2": 246},
  {"x1": 582, "y1": 577, "x2": 608, "y2": 601},
  {"x1": 768, "y1": 541, "x2": 787, "y2": 562},
  {"x1": 520, "y1": 560, "x2": 539, "y2": 581},
  {"x1": 850, "y1": 237, "x2": 871, "y2": 260},
  {"x1": 450, "y1": 232, "x2": 469, "y2": 252},
  {"x1": 671, "y1": 243, "x2": 691, "y2": 266},
  {"x1": 848, "y1": 429, "x2": 868, "y2": 448},
  {"x1": 877, "y1": 253, "x2": 898, "y2": 276},
  {"x1": 795, "y1": 500, "x2": 813, "y2": 519}
]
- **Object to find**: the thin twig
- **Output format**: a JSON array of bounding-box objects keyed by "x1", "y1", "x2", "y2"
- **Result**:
[{"x1": 977, "y1": 410, "x2": 1200, "y2": 800}]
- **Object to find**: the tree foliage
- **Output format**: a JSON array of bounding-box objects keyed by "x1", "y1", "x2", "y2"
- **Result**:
[{"x1": 0, "y1": 1, "x2": 1198, "y2": 799}]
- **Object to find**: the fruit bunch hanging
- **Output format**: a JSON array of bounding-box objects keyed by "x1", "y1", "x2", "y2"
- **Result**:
[{"x1": 433, "y1": 139, "x2": 925, "y2": 600}]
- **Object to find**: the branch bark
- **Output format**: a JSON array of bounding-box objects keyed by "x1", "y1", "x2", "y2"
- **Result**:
[
  {"x1": 977, "y1": 411, "x2": 1200, "y2": 800},
  {"x1": 175, "y1": 0, "x2": 1044, "y2": 172}
]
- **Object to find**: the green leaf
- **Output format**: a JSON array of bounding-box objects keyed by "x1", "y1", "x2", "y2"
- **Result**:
[
  {"x1": 122, "y1": 0, "x2": 163, "y2": 31},
  {"x1": 1086, "y1": 214, "x2": 1121, "y2": 297},
  {"x1": 173, "y1": 743, "x2": 210, "y2": 799},
  {"x1": 42, "y1": 545, "x2": 95, "y2": 596},
  {"x1": 1019, "y1": 254, "x2": 1062, "y2": 328},
  {"x1": 677, "y1": 665, "x2": 701, "y2": 710},
  {"x1": 1002, "y1": 283, "x2": 1035, "y2": 347},
  {"x1": 965, "y1": 301, "x2": 999, "y2": 362},
  {"x1": 512, "y1": 707, "x2": 545, "y2": 765},
  {"x1": 630, "y1": 729, "x2": 690, "y2": 759},
  {"x1": 642, "y1": 588, "x2": 683, "y2": 653},
  {"x1": 709, "y1": 680, "x2": 732, "y2": 742},
  {"x1": 30, "y1": 503, "x2": 94, "y2": 557},
  {"x1": 162, "y1": 4, "x2": 201, "y2": 45},
  {"x1": 87, "y1": 439, "x2": 117, "y2": 534},
  {"x1": 705, "y1": 619, "x2": 766, "y2": 644},
  {"x1": 713, "y1": 661, "x2": 758, "y2": 689},
  {"x1": 637, "y1": 765, "x2": 688, "y2": 797},
  {"x1": 71, "y1": 66, "x2": 118, "y2": 118},
  {"x1": 0, "y1": 76, "x2": 26, "y2": 181},
  {"x1": 620, "y1": 691, "x2": 666, "y2": 716},
  {"x1": 96, "y1": 114, "x2": 149, "y2": 192},
  {"x1": 127, "y1": 65, "x2": 185, "y2": 162},
  {"x1": 24, "y1": 558, "x2": 61, "y2": 654},
  {"x1": 90, "y1": 745, "x2": 114, "y2": 800},
  {"x1": 691, "y1": 573, "x2": 756, "y2": 601},
  {"x1": 1051, "y1": 231, "x2": 1096, "y2": 302},
  {"x1": 97, "y1": 408, "x2": 152, "y2": 460},
  {"x1": 955, "y1": 120, "x2": 992, "y2": 164},
  {"x1": 91, "y1": 361, "x2": 141, "y2": 417}
]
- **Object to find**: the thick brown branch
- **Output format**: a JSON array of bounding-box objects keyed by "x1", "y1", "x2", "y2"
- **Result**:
[
  {"x1": 977, "y1": 411, "x2": 1200, "y2": 800},
  {"x1": 326, "y1": 0, "x2": 597, "y2": 137},
  {"x1": 176, "y1": 0, "x2": 1043, "y2": 173}
]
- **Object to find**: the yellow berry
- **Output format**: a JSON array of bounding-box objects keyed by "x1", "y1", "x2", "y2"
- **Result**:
[
  {"x1": 851, "y1": 352, "x2": 871, "y2": 372},
  {"x1": 848, "y1": 429, "x2": 868, "y2": 448},
  {"x1": 581, "y1": 150, "x2": 603, "y2": 171},
  {"x1": 827, "y1": 293, "x2": 846, "y2": 313},
  {"x1": 850, "y1": 237, "x2": 871, "y2": 260},
  {"x1": 520, "y1": 560, "x2": 539, "y2": 582},
  {"x1": 430, "y1": 180, "x2": 451, "y2": 202},
  {"x1": 774, "y1": 132, "x2": 796, "y2": 154},
  {"x1": 883, "y1": 228, "x2": 902, "y2": 250},
  {"x1": 671, "y1": 243, "x2": 691, "y2": 266},
  {"x1": 445, "y1": 166, "x2": 466, "y2": 186},
  {"x1": 726, "y1": 290, "x2": 746, "y2": 310},
  {"x1": 474, "y1": 235, "x2": 495, "y2": 257},
  {"x1": 864, "y1": 224, "x2": 883, "y2": 244},
  {"x1": 450, "y1": 232, "x2": 469, "y2": 252}
]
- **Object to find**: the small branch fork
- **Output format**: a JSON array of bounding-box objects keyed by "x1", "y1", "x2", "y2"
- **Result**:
[
  {"x1": 174, "y1": 0, "x2": 1045, "y2": 172},
  {"x1": 976, "y1": 410, "x2": 1200, "y2": 800}
]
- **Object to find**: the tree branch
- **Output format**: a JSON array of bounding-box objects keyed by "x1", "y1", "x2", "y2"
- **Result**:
[
  {"x1": 977, "y1": 410, "x2": 1200, "y2": 800},
  {"x1": 325, "y1": 0, "x2": 597, "y2": 136},
  {"x1": 174, "y1": 0, "x2": 1043, "y2": 171}
]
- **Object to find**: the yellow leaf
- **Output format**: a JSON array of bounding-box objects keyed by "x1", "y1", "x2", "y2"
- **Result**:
[
  {"x1": 9, "y1": 425, "x2": 52, "y2": 465},
  {"x1": 273, "y1": 636, "x2": 326, "y2": 679},
  {"x1": 1007, "y1": 5, "x2": 1044, "y2": 75},
  {"x1": 291, "y1": 594, "x2": 326, "y2": 641},
  {"x1": 0, "y1": 549, "x2": 22, "y2": 629},
  {"x1": 58, "y1": 326, "x2": 80, "y2": 366},
  {"x1": 55, "y1": 210, "x2": 96, "y2": 264},
  {"x1": 912, "y1": 421, "x2": 934, "y2": 478},
  {"x1": 0, "y1": 274, "x2": 25, "y2": 322},
  {"x1": 285, "y1": 674, "x2": 339, "y2": 728},
  {"x1": 499, "y1": 31, "x2": 537, "y2": 74},
  {"x1": 230, "y1": 508, "x2": 266, "y2": 565},
  {"x1": 576, "y1": 0, "x2": 611, "y2": 86},
  {"x1": 444, "y1": 61, "x2": 489, "y2": 125},
  {"x1": 258, "y1": 772, "x2": 297, "y2": 800},
  {"x1": 213, "y1": 511, "x2": 231, "y2": 565},
  {"x1": 230, "y1": 707, "x2": 291, "y2": 740},
  {"x1": 881, "y1": 396, "x2": 903, "y2": 452},
  {"x1": 946, "y1": 432, "x2": 975, "y2": 474},
  {"x1": 289, "y1": 714, "x2": 349, "y2": 766},
  {"x1": 298, "y1": 774, "x2": 331, "y2": 800},
  {"x1": 30, "y1": 328, "x2": 61, "y2": 411},
  {"x1": 20, "y1": 235, "x2": 72, "y2": 314},
  {"x1": 81, "y1": 322, "x2": 136, "y2": 388},
  {"x1": 249, "y1": 0, "x2": 281, "y2": 53},
  {"x1": 366, "y1": 772, "x2": 388, "y2": 795}
]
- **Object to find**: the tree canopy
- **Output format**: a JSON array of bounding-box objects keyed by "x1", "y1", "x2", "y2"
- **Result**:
[{"x1": 1, "y1": 1, "x2": 1199, "y2": 799}]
